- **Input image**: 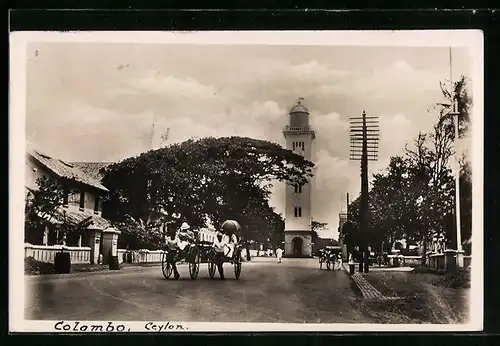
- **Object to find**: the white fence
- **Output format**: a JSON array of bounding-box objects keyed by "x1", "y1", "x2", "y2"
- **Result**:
[
  {"x1": 25, "y1": 243, "x2": 91, "y2": 264},
  {"x1": 117, "y1": 249, "x2": 165, "y2": 264}
]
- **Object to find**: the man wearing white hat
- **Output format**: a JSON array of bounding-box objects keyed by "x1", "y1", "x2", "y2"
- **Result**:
[
  {"x1": 176, "y1": 222, "x2": 194, "y2": 251},
  {"x1": 164, "y1": 222, "x2": 195, "y2": 279}
]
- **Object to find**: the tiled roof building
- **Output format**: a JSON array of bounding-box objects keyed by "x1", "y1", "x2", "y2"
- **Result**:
[
  {"x1": 70, "y1": 162, "x2": 113, "y2": 182},
  {"x1": 25, "y1": 145, "x2": 120, "y2": 265}
]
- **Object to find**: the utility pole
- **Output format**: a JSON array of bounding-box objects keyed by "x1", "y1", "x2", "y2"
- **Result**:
[
  {"x1": 350, "y1": 111, "x2": 379, "y2": 273},
  {"x1": 449, "y1": 47, "x2": 464, "y2": 267}
]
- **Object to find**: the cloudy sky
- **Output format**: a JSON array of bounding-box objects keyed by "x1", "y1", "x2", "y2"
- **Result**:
[{"x1": 25, "y1": 41, "x2": 472, "y2": 238}]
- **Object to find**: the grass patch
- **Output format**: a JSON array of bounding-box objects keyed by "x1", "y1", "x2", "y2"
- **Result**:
[
  {"x1": 352, "y1": 295, "x2": 434, "y2": 324},
  {"x1": 359, "y1": 271, "x2": 469, "y2": 324},
  {"x1": 430, "y1": 268, "x2": 471, "y2": 289}
]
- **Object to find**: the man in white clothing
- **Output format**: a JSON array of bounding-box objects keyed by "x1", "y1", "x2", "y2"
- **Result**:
[
  {"x1": 164, "y1": 222, "x2": 194, "y2": 279},
  {"x1": 212, "y1": 231, "x2": 227, "y2": 279},
  {"x1": 276, "y1": 247, "x2": 284, "y2": 263}
]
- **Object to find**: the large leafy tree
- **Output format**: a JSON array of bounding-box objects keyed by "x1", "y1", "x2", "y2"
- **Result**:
[
  {"x1": 311, "y1": 220, "x2": 327, "y2": 243},
  {"x1": 101, "y1": 136, "x2": 314, "y2": 248},
  {"x1": 25, "y1": 176, "x2": 66, "y2": 232},
  {"x1": 25, "y1": 176, "x2": 94, "y2": 245}
]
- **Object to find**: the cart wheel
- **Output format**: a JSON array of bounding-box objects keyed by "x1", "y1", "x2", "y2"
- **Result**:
[
  {"x1": 162, "y1": 252, "x2": 172, "y2": 279},
  {"x1": 189, "y1": 250, "x2": 200, "y2": 280},
  {"x1": 234, "y1": 256, "x2": 242, "y2": 280}
]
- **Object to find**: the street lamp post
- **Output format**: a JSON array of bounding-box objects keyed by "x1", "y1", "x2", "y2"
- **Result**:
[
  {"x1": 449, "y1": 47, "x2": 464, "y2": 268},
  {"x1": 450, "y1": 99, "x2": 464, "y2": 268}
]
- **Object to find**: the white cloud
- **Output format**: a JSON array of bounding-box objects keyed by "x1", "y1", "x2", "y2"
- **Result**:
[{"x1": 126, "y1": 71, "x2": 219, "y2": 100}]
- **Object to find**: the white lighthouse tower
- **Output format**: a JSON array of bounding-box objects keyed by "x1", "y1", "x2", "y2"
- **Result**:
[{"x1": 283, "y1": 98, "x2": 316, "y2": 257}]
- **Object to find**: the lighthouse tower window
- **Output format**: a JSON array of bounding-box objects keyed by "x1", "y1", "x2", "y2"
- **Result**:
[
  {"x1": 292, "y1": 142, "x2": 305, "y2": 151},
  {"x1": 294, "y1": 184, "x2": 302, "y2": 194},
  {"x1": 294, "y1": 207, "x2": 302, "y2": 218}
]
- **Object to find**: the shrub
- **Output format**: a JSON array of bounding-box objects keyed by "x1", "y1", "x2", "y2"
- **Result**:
[
  {"x1": 25, "y1": 256, "x2": 55, "y2": 275},
  {"x1": 412, "y1": 265, "x2": 430, "y2": 274}
]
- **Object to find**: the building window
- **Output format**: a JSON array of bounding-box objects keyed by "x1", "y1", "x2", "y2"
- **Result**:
[
  {"x1": 94, "y1": 196, "x2": 100, "y2": 214},
  {"x1": 294, "y1": 184, "x2": 302, "y2": 193},
  {"x1": 292, "y1": 142, "x2": 305, "y2": 151},
  {"x1": 79, "y1": 191, "x2": 85, "y2": 210},
  {"x1": 63, "y1": 188, "x2": 69, "y2": 206},
  {"x1": 294, "y1": 207, "x2": 302, "y2": 218},
  {"x1": 68, "y1": 190, "x2": 80, "y2": 207}
]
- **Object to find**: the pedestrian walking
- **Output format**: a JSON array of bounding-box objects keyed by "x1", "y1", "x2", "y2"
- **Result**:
[
  {"x1": 336, "y1": 254, "x2": 343, "y2": 270},
  {"x1": 348, "y1": 252, "x2": 355, "y2": 274},
  {"x1": 276, "y1": 247, "x2": 284, "y2": 263}
]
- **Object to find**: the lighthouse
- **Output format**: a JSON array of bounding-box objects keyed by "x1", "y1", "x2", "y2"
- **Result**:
[{"x1": 283, "y1": 98, "x2": 316, "y2": 257}]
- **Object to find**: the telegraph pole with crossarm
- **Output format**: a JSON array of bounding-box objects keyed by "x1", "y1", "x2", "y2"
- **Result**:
[{"x1": 349, "y1": 110, "x2": 379, "y2": 273}]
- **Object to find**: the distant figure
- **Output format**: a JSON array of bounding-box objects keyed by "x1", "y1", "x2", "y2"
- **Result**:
[
  {"x1": 337, "y1": 253, "x2": 343, "y2": 270},
  {"x1": 276, "y1": 247, "x2": 284, "y2": 263},
  {"x1": 383, "y1": 252, "x2": 389, "y2": 267}
]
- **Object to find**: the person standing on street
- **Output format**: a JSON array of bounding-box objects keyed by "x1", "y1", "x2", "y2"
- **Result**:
[
  {"x1": 276, "y1": 247, "x2": 284, "y2": 263},
  {"x1": 212, "y1": 230, "x2": 227, "y2": 280}
]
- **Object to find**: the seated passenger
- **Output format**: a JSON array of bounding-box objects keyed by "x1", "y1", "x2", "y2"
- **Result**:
[{"x1": 176, "y1": 222, "x2": 195, "y2": 251}]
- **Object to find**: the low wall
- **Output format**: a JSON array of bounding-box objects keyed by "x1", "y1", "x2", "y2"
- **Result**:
[
  {"x1": 117, "y1": 248, "x2": 252, "y2": 263},
  {"x1": 117, "y1": 249, "x2": 165, "y2": 264},
  {"x1": 386, "y1": 255, "x2": 421, "y2": 267},
  {"x1": 25, "y1": 243, "x2": 91, "y2": 264}
]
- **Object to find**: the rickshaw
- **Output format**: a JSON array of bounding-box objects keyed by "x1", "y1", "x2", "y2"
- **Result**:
[
  {"x1": 319, "y1": 246, "x2": 342, "y2": 270},
  {"x1": 161, "y1": 238, "x2": 201, "y2": 280},
  {"x1": 161, "y1": 220, "x2": 244, "y2": 280}
]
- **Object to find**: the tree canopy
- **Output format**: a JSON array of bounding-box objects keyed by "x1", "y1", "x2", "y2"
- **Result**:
[
  {"x1": 25, "y1": 175, "x2": 95, "y2": 244},
  {"x1": 101, "y1": 136, "x2": 314, "y2": 249}
]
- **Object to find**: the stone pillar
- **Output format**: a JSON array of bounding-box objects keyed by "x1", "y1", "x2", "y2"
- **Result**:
[
  {"x1": 284, "y1": 233, "x2": 293, "y2": 257},
  {"x1": 102, "y1": 228, "x2": 121, "y2": 265},
  {"x1": 78, "y1": 234, "x2": 82, "y2": 247},
  {"x1": 302, "y1": 234, "x2": 312, "y2": 257},
  {"x1": 89, "y1": 230, "x2": 101, "y2": 264},
  {"x1": 444, "y1": 249, "x2": 457, "y2": 272},
  {"x1": 43, "y1": 226, "x2": 49, "y2": 245},
  {"x1": 456, "y1": 250, "x2": 465, "y2": 268}
]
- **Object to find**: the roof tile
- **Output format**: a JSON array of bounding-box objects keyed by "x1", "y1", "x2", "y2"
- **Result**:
[{"x1": 28, "y1": 149, "x2": 109, "y2": 192}]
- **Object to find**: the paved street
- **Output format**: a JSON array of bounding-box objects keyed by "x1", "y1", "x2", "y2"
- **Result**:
[{"x1": 25, "y1": 258, "x2": 374, "y2": 323}]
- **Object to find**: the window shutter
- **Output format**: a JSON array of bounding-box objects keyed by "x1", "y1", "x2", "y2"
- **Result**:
[{"x1": 94, "y1": 196, "x2": 100, "y2": 213}]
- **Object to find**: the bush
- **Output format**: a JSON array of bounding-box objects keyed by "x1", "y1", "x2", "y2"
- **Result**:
[
  {"x1": 432, "y1": 268, "x2": 471, "y2": 289},
  {"x1": 25, "y1": 256, "x2": 55, "y2": 275}
]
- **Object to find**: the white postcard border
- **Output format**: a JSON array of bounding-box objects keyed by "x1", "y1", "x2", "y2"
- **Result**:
[{"x1": 9, "y1": 30, "x2": 484, "y2": 333}]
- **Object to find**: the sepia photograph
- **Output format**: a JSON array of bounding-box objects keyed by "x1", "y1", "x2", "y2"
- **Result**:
[{"x1": 9, "y1": 30, "x2": 483, "y2": 332}]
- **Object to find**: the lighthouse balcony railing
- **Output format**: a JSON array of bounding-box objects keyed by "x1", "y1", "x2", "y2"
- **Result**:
[{"x1": 283, "y1": 125, "x2": 314, "y2": 132}]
